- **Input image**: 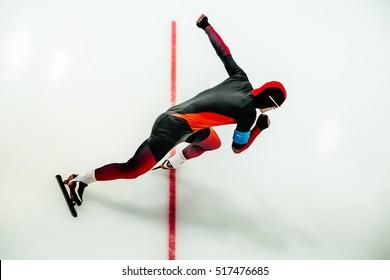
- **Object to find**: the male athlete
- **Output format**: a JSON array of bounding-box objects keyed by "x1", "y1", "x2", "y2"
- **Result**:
[{"x1": 65, "y1": 14, "x2": 287, "y2": 206}]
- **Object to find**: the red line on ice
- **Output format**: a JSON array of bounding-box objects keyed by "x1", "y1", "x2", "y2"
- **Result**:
[{"x1": 168, "y1": 20, "x2": 177, "y2": 260}]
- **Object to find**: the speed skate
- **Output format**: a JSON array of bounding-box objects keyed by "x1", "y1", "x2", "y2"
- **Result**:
[{"x1": 55, "y1": 175, "x2": 78, "y2": 217}]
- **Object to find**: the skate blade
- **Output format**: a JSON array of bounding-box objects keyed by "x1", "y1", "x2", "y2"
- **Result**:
[{"x1": 55, "y1": 175, "x2": 78, "y2": 217}]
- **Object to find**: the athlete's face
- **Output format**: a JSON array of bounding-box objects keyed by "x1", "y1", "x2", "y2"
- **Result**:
[{"x1": 260, "y1": 107, "x2": 276, "y2": 113}]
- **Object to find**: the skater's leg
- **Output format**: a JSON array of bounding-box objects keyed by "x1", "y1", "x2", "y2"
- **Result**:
[
  {"x1": 66, "y1": 138, "x2": 174, "y2": 205},
  {"x1": 77, "y1": 113, "x2": 188, "y2": 181},
  {"x1": 182, "y1": 128, "x2": 221, "y2": 160},
  {"x1": 95, "y1": 138, "x2": 173, "y2": 181}
]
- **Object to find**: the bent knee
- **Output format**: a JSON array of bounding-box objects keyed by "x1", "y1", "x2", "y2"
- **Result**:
[{"x1": 208, "y1": 129, "x2": 222, "y2": 150}]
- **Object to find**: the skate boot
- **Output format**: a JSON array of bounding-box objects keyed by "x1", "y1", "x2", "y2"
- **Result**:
[
  {"x1": 64, "y1": 174, "x2": 88, "y2": 206},
  {"x1": 160, "y1": 159, "x2": 174, "y2": 169},
  {"x1": 153, "y1": 150, "x2": 187, "y2": 170}
]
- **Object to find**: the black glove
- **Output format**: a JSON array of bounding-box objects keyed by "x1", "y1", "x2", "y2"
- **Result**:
[
  {"x1": 196, "y1": 15, "x2": 211, "y2": 30},
  {"x1": 256, "y1": 114, "x2": 270, "y2": 130}
]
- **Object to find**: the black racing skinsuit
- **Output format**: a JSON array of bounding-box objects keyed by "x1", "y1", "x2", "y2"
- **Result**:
[
  {"x1": 94, "y1": 25, "x2": 261, "y2": 181},
  {"x1": 148, "y1": 26, "x2": 258, "y2": 159}
]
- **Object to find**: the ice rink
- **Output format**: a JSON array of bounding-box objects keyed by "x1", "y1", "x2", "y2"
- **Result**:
[{"x1": 1, "y1": 0, "x2": 389, "y2": 260}]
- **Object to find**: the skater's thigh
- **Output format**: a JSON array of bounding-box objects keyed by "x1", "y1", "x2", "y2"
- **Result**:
[
  {"x1": 185, "y1": 128, "x2": 211, "y2": 144},
  {"x1": 149, "y1": 113, "x2": 193, "y2": 160},
  {"x1": 146, "y1": 137, "x2": 176, "y2": 163}
]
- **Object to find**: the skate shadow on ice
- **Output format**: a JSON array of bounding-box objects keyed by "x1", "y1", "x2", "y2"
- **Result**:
[
  {"x1": 176, "y1": 175, "x2": 319, "y2": 256},
  {"x1": 85, "y1": 173, "x2": 318, "y2": 256},
  {"x1": 86, "y1": 185, "x2": 166, "y2": 222}
]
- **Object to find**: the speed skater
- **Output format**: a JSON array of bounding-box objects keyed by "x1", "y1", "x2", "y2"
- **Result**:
[{"x1": 65, "y1": 14, "x2": 287, "y2": 206}]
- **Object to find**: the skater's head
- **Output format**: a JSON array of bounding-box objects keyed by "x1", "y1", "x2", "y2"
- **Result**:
[{"x1": 252, "y1": 81, "x2": 287, "y2": 113}]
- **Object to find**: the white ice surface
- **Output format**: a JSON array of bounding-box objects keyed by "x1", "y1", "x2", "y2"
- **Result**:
[{"x1": 0, "y1": 0, "x2": 389, "y2": 259}]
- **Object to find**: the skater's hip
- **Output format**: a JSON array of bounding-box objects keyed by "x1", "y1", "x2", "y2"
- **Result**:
[{"x1": 150, "y1": 113, "x2": 194, "y2": 145}]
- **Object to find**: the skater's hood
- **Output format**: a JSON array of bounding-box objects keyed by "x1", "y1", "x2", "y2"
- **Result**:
[{"x1": 252, "y1": 81, "x2": 287, "y2": 108}]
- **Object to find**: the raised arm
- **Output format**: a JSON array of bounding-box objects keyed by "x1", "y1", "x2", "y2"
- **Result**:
[{"x1": 196, "y1": 14, "x2": 244, "y2": 77}]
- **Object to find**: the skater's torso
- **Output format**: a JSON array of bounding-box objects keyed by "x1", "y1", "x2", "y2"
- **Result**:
[{"x1": 167, "y1": 71, "x2": 257, "y2": 132}]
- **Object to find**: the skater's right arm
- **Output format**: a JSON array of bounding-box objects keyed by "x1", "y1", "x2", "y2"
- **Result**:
[
  {"x1": 232, "y1": 114, "x2": 270, "y2": 154},
  {"x1": 196, "y1": 14, "x2": 245, "y2": 77}
]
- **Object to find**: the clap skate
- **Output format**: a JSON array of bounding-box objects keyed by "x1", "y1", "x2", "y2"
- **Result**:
[{"x1": 55, "y1": 174, "x2": 78, "y2": 217}]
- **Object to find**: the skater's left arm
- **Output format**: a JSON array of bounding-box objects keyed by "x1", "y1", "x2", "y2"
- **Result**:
[
  {"x1": 232, "y1": 114, "x2": 270, "y2": 154},
  {"x1": 197, "y1": 14, "x2": 245, "y2": 77}
]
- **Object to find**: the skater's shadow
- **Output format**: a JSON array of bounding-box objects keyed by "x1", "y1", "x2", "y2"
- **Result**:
[
  {"x1": 176, "y1": 176, "x2": 319, "y2": 255},
  {"x1": 86, "y1": 173, "x2": 318, "y2": 257},
  {"x1": 87, "y1": 190, "x2": 164, "y2": 222}
]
